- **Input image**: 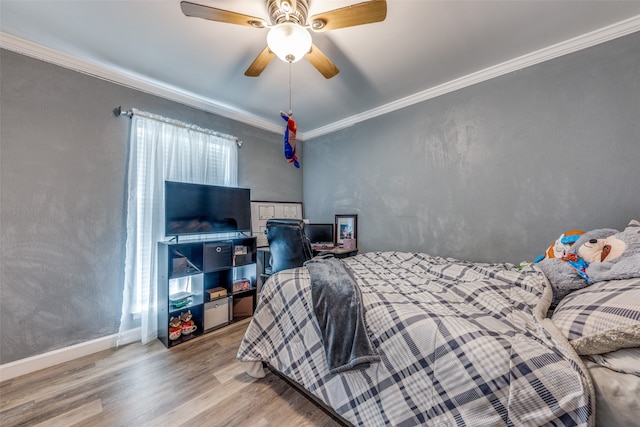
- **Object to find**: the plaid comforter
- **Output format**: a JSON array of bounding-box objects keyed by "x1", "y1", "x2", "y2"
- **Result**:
[{"x1": 237, "y1": 252, "x2": 593, "y2": 426}]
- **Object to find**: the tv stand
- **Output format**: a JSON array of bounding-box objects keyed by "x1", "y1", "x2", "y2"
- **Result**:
[{"x1": 157, "y1": 236, "x2": 257, "y2": 348}]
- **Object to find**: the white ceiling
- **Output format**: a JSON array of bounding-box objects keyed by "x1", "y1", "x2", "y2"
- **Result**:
[{"x1": 2, "y1": 1, "x2": 640, "y2": 139}]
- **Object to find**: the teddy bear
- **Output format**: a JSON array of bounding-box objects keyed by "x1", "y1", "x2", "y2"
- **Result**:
[
  {"x1": 577, "y1": 220, "x2": 640, "y2": 282},
  {"x1": 537, "y1": 220, "x2": 640, "y2": 306}
]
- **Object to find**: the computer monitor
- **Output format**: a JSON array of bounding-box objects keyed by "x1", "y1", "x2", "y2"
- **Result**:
[{"x1": 306, "y1": 223, "x2": 334, "y2": 245}]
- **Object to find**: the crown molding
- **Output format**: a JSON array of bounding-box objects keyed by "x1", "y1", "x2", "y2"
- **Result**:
[
  {"x1": 3, "y1": 14, "x2": 640, "y2": 141},
  {"x1": 0, "y1": 32, "x2": 282, "y2": 135},
  {"x1": 303, "y1": 14, "x2": 640, "y2": 140}
]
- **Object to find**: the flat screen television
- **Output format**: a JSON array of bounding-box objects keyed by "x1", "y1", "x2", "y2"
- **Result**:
[
  {"x1": 165, "y1": 181, "x2": 251, "y2": 237},
  {"x1": 306, "y1": 223, "x2": 335, "y2": 245}
]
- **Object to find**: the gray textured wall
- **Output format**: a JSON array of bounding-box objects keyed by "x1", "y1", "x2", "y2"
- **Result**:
[
  {"x1": 2, "y1": 31, "x2": 639, "y2": 364},
  {"x1": 303, "y1": 32, "x2": 640, "y2": 264},
  {"x1": 0, "y1": 49, "x2": 302, "y2": 363}
]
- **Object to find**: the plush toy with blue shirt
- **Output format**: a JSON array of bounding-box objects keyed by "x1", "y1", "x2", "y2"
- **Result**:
[
  {"x1": 533, "y1": 229, "x2": 585, "y2": 263},
  {"x1": 281, "y1": 111, "x2": 299, "y2": 168}
]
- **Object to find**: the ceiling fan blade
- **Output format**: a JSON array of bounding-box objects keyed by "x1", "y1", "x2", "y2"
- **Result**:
[
  {"x1": 309, "y1": 0, "x2": 387, "y2": 32},
  {"x1": 245, "y1": 46, "x2": 276, "y2": 77},
  {"x1": 180, "y1": 1, "x2": 267, "y2": 28},
  {"x1": 305, "y1": 44, "x2": 339, "y2": 79}
]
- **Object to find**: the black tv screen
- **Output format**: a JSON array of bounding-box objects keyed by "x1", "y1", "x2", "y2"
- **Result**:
[
  {"x1": 306, "y1": 223, "x2": 334, "y2": 244},
  {"x1": 165, "y1": 181, "x2": 251, "y2": 236}
]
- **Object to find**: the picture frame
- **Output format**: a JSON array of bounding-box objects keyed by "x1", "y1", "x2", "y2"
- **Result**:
[{"x1": 335, "y1": 214, "x2": 358, "y2": 248}]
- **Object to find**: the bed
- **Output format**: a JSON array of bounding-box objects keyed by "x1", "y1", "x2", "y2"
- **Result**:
[{"x1": 237, "y1": 222, "x2": 640, "y2": 426}]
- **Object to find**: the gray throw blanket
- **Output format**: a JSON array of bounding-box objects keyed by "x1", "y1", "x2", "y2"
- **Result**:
[{"x1": 305, "y1": 257, "x2": 380, "y2": 374}]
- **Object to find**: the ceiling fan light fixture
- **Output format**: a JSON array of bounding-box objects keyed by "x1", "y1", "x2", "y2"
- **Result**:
[{"x1": 267, "y1": 22, "x2": 312, "y2": 63}]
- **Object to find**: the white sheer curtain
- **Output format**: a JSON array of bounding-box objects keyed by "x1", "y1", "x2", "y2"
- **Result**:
[{"x1": 118, "y1": 109, "x2": 238, "y2": 344}]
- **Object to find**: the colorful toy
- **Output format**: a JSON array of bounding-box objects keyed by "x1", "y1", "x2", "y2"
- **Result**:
[
  {"x1": 180, "y1": 310, "x2": 197, "y2": 335},
  {"x1": 536, "y1": 222, "x2": 640, "y2": 306},
  {"x1": 169, "y1": 316, "x2": 182, "y2": 340},
  {"x1": 281, "y1": 111, "x2": 299, "y2": 168},
  {"x1": 536, "y1": 228, "x2": 617, "y2": 305},
  {"x1": 533, "y1": 229, "x2": 585, "y2": 263},
  {"x1": 559, "y1": 252, "x2": 591, "y2": 283}
]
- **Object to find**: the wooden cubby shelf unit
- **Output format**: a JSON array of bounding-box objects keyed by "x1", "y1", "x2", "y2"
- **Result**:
[{"x1": 157, "y1": 236, "x2": 257, "y2": 348}]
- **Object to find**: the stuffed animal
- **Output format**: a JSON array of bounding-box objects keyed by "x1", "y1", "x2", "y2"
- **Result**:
[
  {"x1": 280, "y1": 111, "x2": 300, "y2": 168},
  {"x1": 533, "y1": 229, "x2": 585, "y2": 263},
  {"x1": 537, "y1": 221, "x2": 640, "y2": 306},
  {"x1": 560, "y1": 252, "x2": 591, "y2": 282},
  {"x1": 169, "y1": 316, "x2": 182, "y2": 340},
  {"x1": 578, "y1": 234, "x2": 626, "y2": 263},
  {"x1": 180, "y1": 310, "x2": 197, "y2": 335},
  {"x1": 577, "y1": 220, "x2": 640, "y2": 282}
]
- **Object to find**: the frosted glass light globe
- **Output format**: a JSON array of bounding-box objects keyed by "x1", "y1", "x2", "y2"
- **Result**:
[{"x1": 267, "y1": 22, "x2": 312, "y2": 63}]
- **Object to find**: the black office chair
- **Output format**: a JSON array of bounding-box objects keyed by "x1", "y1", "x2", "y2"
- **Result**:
[{"x1": 266, "y1": 218, "x2": 313, "y2": 274}]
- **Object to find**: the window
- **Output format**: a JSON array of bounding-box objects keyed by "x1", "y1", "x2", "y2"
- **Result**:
[{"x1": 118, "y1": 110, "x2": 238, "y2": 344}]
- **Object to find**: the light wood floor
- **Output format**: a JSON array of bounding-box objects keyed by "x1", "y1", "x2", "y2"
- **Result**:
[{"x1": 0, "y1": 319, "x2": 343, "y2": 427}]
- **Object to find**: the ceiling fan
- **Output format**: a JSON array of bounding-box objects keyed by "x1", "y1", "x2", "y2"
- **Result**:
[{"x1": 180, "y1": 0, "x2": 387, "y2": 79}]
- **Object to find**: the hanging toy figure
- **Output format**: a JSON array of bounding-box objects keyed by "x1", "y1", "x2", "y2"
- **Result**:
[{"x1": 281, "y1": 111, "x2": 300, "y2": 168}]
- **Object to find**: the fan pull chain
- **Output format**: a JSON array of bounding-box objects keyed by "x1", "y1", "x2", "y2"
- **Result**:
[{"x1": 288, "y1": 61, "x2": 293, "y2": 117}]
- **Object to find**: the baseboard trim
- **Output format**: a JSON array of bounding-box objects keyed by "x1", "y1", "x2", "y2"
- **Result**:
[{"x1": 0, "y1": 328, "x2": 140, "y2": 382}]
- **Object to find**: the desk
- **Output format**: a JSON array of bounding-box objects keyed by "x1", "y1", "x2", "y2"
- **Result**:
[
  {"x1": 314, "y1": 247, "x2": 359, "y2": 258},
  {"x1": 257, "y1": 248, "x2": 272, "y2": 293}
]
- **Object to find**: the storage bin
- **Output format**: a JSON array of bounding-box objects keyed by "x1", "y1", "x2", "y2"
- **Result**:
[
  {"x1": 204, "y1": 297, "x2": 230, "y2": 330},
  {"x1": 233, "y1": 295, "x2": 254, "y2": 318},
  {"x1": 203, "y1": 242, "x2": 232, "y2": 272}
]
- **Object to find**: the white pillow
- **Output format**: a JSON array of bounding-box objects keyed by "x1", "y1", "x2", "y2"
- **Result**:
[
  {"x1": 586, "y1": 347, "x2": 640, "y2": 375},
  {"x1": 551, "y1": 277, "x2": 640, "y2": 355}
]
